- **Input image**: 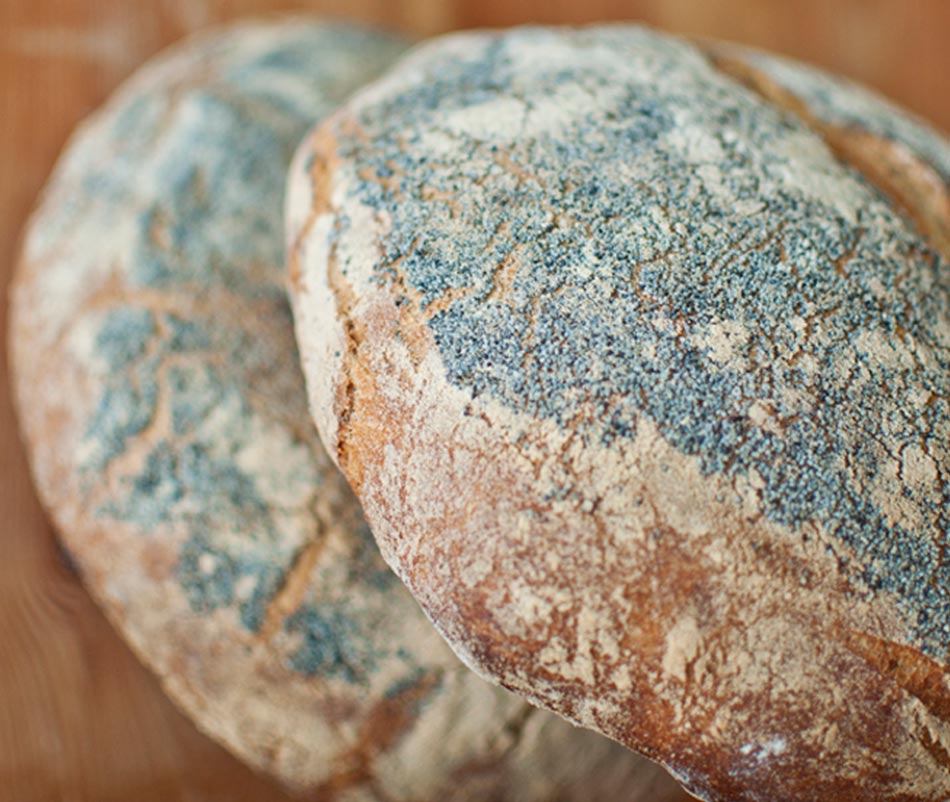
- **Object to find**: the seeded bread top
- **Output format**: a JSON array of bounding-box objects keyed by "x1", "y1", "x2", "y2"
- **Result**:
[{"x1": 289, "y1": 25, "x2": 950, "y2": 802}]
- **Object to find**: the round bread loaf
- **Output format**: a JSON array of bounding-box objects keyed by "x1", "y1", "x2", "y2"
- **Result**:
[
  {"x1": 9, "y1": 19, "x2": 688, "y2": 801},
  {"x1": 288, "y1": 25, "x2": 950, "y2": 802}
]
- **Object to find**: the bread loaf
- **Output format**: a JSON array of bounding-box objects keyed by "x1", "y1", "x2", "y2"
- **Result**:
[
  {"x1": 288, "y1": 25, "x2": 950, "y2": 802},
  {"x1": 10, "y1": 20, "x2": 688, "y2": 801}
]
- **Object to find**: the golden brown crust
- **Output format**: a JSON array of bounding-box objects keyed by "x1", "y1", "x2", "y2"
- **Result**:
[{"x1": 329, "y1": 295, "x2": 941, "y2": 800}]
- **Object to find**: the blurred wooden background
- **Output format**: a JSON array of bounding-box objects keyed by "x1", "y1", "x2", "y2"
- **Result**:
[{"x1": 1, "y1": 2, "x2": 948, "y2": 801}]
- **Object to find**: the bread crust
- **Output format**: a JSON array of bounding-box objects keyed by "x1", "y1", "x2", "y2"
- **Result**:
[
  {"x1": 9, "y1": 19, "x2": 685, "y2": 801},
  {"x1": 289, "y1": 25, "x2": 950, "y2": 802}
]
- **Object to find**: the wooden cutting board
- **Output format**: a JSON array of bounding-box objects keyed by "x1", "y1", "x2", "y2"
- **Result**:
[{"x1": 1, "y1": 2, "x2": 946, "y2": 801}]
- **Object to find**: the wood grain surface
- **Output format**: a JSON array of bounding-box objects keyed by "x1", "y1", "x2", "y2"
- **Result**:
[{"x1": 1, "y1": 3, "x2": 947, "y2": 801}]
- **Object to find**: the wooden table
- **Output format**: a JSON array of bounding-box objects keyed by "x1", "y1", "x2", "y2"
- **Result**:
[{"x1": 2, "y1": 2, "x2": 947, "y2": 800}]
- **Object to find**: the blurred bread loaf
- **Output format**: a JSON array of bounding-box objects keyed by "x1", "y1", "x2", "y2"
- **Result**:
[{"x1": 10, "y1": 19, "x2": 687, "y2": 801}]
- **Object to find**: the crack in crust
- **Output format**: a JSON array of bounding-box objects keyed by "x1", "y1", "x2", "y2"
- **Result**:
[
  {"x1": 309, "y1": 670, "x2": 445, "y2": 801},
  {"x1": 844, "y1": 629, "x2": 950, "y2": 722},
  {"x1": 306, "y1": 126, "x2": 370, "y2": 491},
  {"x1": 259, "y1": 535, "x2": 327, "y2": 642},
  {"x1": 705, "y1": 48, "x2": 950, "y2": 262}
]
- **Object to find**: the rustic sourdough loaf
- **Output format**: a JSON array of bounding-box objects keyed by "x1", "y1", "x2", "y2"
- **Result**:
[
  {"x1": 9, "y1": 19, "x2": 688, "y2": 801},
  {"x1": 288, "y1": 25, "x2": 950, "y2": 802}
]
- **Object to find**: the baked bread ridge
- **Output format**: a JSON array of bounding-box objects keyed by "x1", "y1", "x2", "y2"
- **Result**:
[
  {"x1": 288, "y1": 24, "x2": 950, "y2": 802},
  {"x1": 9, "y1": 19, "x2": 688, "y2": 801}
]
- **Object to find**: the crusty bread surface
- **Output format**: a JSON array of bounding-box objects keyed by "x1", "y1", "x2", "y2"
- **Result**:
[{"x1": 289, "y1": 25, "x2": 950, "y2": 802}]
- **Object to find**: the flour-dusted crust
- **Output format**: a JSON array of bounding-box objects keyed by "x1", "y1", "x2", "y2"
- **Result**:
[
  {"x1": 289, "y1": 25, "x2": 950, "y2": 802},
  {"x1": 9, "y1": 19, "x2": 686, "y2": 801}
]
